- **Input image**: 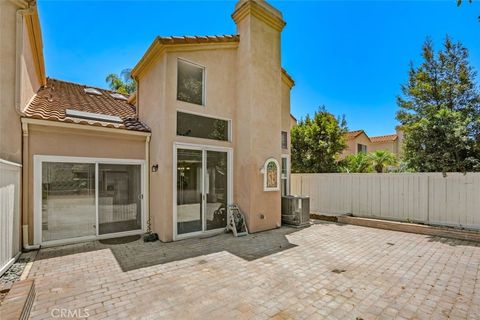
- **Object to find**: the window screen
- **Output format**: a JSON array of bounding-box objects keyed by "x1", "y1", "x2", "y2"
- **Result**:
[
  {"x1": 177, "y1": 59, "x2": 204, "y2": 105},
  {"x1": 177, "y1": 112, "x2": 229, "y2": 141}
]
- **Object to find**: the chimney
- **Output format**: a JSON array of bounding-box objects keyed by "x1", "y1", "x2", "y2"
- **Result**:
[{"x1": 232, "y1": 0, "x2": 286, "y2": 233}]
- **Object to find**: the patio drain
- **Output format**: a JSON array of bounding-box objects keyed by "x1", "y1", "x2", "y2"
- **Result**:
[{"x1": 331, "y1": 269, "x2": 346, "y2": 274}]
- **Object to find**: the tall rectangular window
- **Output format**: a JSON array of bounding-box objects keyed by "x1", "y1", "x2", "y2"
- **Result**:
[
  {"x1": 281, "y1": 131, "x2": 288, "y2": 149},
  {"x1": 177, "y1": 112, "x2": 229, "y2": 141},
  {"x1": 177, "y1": 59, "x2": 204, "y2": 105},
  {"x1": 281, "y1": 156, "x2": 289, "y2": 196}
]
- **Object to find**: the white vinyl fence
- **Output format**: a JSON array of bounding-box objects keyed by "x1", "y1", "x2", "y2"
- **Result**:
[
  {"x1": 291, "y1": 173, "x2": 480, "y2": 230},
  {"x1": 0, "y1": 159, "x2": 21, "y2": 276}
]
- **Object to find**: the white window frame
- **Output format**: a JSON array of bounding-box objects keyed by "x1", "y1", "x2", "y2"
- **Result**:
[
  {"x1": 263, "y1": 158, "x2": 280, "y2": 192},
  {"x1": 33, "y1": 155, "x2": 146, "y2": 246},
  {"x1": 281, "y1": 154, "x2": 290, "y2": 196},
  {"x1": 172, "y1": 142, "x2": 233, "y2": 241},
  {"x1": 176, "y1": 58, "x2": 206, "y2": 106}
]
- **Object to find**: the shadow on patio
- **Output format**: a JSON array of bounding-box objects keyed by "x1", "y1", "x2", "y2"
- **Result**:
[{"x1": 34, "y1": 226, "x2": 303, "y2": 272}]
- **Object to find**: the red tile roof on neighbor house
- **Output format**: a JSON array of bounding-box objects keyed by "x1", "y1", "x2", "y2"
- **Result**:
[
  {"x1": 24, "y1": 78, "x2": 150, "y2": 132},
  {"x1": 370, "y1": 134, "x2": 398, "y2": 143},
  {"x1": 345, "y1": 130, "x2": 398, "y2": 143},
  {"x1": 345, "y1": 130, "x2": 365, "y2": 139}
]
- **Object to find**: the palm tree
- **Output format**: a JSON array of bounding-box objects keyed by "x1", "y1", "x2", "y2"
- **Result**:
[
  {"x1": 341, "y1": 152, "x2": 372, "y2": 173},
  {"x1": 367, "y1": 150, "x2": 397, "y2": 173},
  {"x1": 105, "y1": 68, "x2": 136, "y2": 94}
]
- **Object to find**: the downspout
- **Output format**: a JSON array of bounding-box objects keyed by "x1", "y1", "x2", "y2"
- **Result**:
[
  {"x1": 21, "y1": 122, "x2": 38, "y2": 250},
  {"x1": 145, "y1": 135, "x2": 151, "y2": 233},
  {"x1": 18, "y1": 6, "x2": 40, "y2": 250}
]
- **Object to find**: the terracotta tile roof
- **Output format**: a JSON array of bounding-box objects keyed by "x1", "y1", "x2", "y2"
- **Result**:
[
  {"x1": 24, "y1": 78, "x2": 150, "y2": 132},
  {"x1": 281, "y1": 68, "x2": 294, "y2": 86},
  {"x1": 370, "y1": 134, "x2": 398, "y2": 143},
  {"x1": 345, "y1": 130, "x2": 365, "y2": 139},
  {"x1": 156, "y1": 34, "x2": 239, "y2": 45}
]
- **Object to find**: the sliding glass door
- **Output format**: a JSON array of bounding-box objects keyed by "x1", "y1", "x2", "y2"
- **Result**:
[
  {"x1": 38, "y1": 157, "x2": 144, "y2": 244},
  {"x1": 42, "y1": 163, "x2": 96, "y2": 242},
  {"x1": 98, "y1": 164, "x2": 142, "y2": 235},
  {"x1": 176, "y1": 149, "x2": 203, "y2": 235},
  {"x1": 176, "y1": 146, "x2": 230, "y2": 238}
]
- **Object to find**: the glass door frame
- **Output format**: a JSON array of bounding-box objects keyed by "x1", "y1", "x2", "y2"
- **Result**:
[
  {"x1": 33, "y1": 155, "x2": 146, "y2": 246},
  {"x1": 173, "y1": 143, "x2": 233, "y2": 240}
]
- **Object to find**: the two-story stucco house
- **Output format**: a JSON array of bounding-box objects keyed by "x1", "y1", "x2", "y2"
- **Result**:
[
  {"x1": 341, "y1": 127, "x2": 404, "y2": 158},
  {"x1": 15, "y1": 0, "x2": 294, "y2": 246}
]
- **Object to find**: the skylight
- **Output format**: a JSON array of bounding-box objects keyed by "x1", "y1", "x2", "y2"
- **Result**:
[
  {"x1": 84, "y1": 88, "x2": 102, "y2": 95},
  {"x1": 110, "y1": 93, "x2": 128, "y2": 100},
  {"x1": 65, "y1": 109, "x2": 123, "y2": 123}
]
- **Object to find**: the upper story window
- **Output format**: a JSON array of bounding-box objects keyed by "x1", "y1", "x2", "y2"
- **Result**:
[
  {"x1": 177, "y1": 59, "x2": 204, "y2": 106},
  {"x1": 281, "y1": 131, "x2": 288, "y2": 149},
  {"x1": 357, "y1": 144, "x2": 368, "y2": 153},
  {"x1": 177, "y1": 112, "x2": 229, "y2": 141}
]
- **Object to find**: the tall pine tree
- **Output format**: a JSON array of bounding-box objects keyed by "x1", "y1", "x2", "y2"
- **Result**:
[{"x1": 397, "y1": 37, "x2": 480, "y2": 172}]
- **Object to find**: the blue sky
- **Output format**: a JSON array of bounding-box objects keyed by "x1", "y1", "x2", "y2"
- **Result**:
[{"x1": 38, "y1": 0, "x2": 480, "y2": 136}]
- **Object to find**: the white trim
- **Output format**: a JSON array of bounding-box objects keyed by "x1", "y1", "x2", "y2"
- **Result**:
[
  {"x1": 263, "y1": 158, "x2": 281, "y2": 192},
  {"x1": 33, "y1": 155, "x2": 146, "y2": 246},
  {"x1": 176, "y1": 57, "x2": 206, "y2": 106},
  {"x1": 173, "y1": 142, "x2": 233, "y2": 241},
  {"x1": 281, "y1": 154, "x2": 290, "y2": 196},
  {"x1": 95, "y1": 163, "x2": 99, "y2": 236}
]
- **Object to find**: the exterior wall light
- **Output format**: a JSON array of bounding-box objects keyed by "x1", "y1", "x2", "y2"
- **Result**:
[{"x1": 151, "y1": 164, "x2": 158, "y2": 172}]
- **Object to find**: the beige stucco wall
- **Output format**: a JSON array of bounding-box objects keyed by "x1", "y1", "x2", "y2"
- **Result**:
[
  {"x1": 0, "y1": 1, "x2": 42, "y2": 163},
  {"x1": 342, "y1": 133, "x2": 371, "y2": 158},
  {"x1": 370, "y1": 141, "x2": 396, "y2": 154},
  {"x1": 234, "y1": 9, "x2": 283, "y2": 234},
  {"x1": 25, "y1": 124, "x2": 147, "y2": 244},
  {"x1": 138, "y1": 47, "x2": 237, "y2": 242},
  {"x1": 138, "y1": 1, "x2": 290, "y2": 241},
  {"x1": 0, "y1": 1, "x2": 22, "y2": 163}
]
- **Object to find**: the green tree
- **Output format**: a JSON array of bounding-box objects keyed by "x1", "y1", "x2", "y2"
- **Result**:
[
  {"x1": 367, "y1": 150, "x2": 397, "y2": 173},
  {"x1": 291, "y1": 106, "x2": 348, "y2": 173},
  {"x1": 105, "y1": 68, "x2": 136, "y2": 95},
  {"x1": 396, "y1": 37, "x2": 480, "y2": 172},
  {"x1": 340, "y1": 152, "x2": 372, "y2": 173}
]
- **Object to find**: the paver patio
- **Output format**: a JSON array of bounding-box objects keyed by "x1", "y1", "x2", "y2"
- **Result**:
[{"x1": 26, "y1": 221, "x2": 480, "y2": 319}]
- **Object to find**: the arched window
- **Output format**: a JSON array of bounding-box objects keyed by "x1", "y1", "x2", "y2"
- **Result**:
[{"x1": 263, "y1": 158, "x2": 280, "y2": 191}]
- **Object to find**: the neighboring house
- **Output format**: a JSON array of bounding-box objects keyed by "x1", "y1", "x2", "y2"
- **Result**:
[
  {"x1": 342, "y1": 127, "x2": 404, "y2": 158},
  {"x1": 11, "y1": 0, "x2": 294, "y2": 246}
]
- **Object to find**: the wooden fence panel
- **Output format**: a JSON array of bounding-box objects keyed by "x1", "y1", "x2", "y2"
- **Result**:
[
  {"x1": 0, "y1": 160, "x2": 21, "y2": 276},
  {"x1": 291, "y1": 172, "x2": 480, "y2": 230}
]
